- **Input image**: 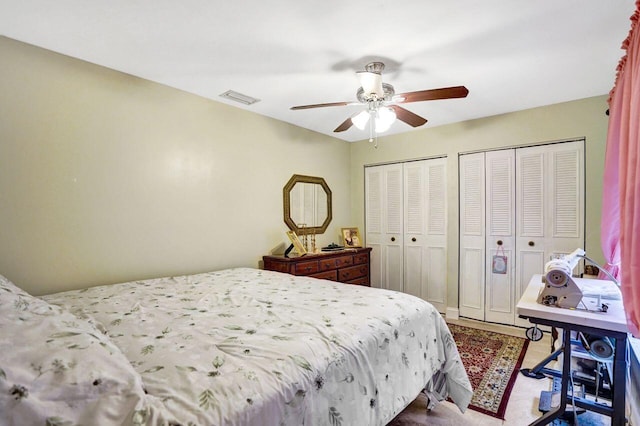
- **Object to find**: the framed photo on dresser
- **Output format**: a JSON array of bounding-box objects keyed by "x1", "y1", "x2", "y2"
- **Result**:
[{"x1": 341, "y1": 227, "x2": 362, "y2": 247}]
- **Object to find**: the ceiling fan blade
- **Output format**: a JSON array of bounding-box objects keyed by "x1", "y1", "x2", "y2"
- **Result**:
[
  {"x1": 334, "y1": 116, "x2": 354, "y2": 133},
  {"x1": 395, "y1": 86, "x2": 469, "y2": 103},
  {"x1": 356, "y1": 71, "x2": 384, "y2": 97},
  {"x1": 291, "y1": 101, "x2": 351, "y2": 110},
  {"x1": 390, "y1": 105, "x2": 428, "y2": 128}
]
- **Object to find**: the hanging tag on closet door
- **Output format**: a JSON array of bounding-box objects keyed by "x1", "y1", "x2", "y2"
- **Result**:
[{"x1": 492, "y1": 245, "x2": 508, "y2": 274}]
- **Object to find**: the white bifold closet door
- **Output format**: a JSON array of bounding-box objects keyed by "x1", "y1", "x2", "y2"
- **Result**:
[
  {"x1": 459, "y1": 140, "x2": 584, "y2": 325},
  {"x1": 513, "y1": 141, "x2": 585, "y2": 326},
  {"x1": 365, "y1": 158, "x2": 448, "y2": 312},
  {"x1": 459, "y1": 150, "x2": 516, "y2": 324},
  {"x1": 366, "y1": 162, "x2": 404, "y2": 294}
]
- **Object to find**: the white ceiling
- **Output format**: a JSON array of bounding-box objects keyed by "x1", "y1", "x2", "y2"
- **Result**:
[{"x1": 0, "y1": 1, "x2": 635, "y2": 142}]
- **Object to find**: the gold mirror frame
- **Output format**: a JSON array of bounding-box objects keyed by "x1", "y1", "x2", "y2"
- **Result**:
[{"x1": 283, "y1": 174, "x2": 332, "y2": 235}]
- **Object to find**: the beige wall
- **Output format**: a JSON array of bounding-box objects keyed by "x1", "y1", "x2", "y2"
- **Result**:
[
  {"x1": 349, "y1": 95, "x2": 609, "y2": 310},
  {"x1": 0, "y1": 37, "x2": 352, "y2": 295}
]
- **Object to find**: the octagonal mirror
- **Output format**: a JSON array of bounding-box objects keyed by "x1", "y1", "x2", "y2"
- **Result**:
[{"x1": 283, "y1": 174, "x2": 332, "y2": 235}]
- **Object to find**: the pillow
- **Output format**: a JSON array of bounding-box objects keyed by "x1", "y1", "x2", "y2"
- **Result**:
[{"x1": 0, "y1": 274, "x2": 151, "y2": 425}]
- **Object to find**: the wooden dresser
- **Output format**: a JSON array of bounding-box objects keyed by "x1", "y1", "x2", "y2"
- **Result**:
[{"x1": 263, "y1": 247, "x2": 372, "y2": 286}]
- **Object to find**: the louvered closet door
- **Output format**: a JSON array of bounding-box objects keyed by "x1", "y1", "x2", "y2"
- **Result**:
[
  {"x1": 545, "y1": 141, "x2": 584, "y2": 257},
  {"x1": 514, "y1": 141, "x2": 585, "y2": 326},
  {"x1": 404, "y1": 158, "x2": 447, "y2": 312},
  {"x1": 365, "y1": 163, "x2": 404, "y2": 292},
  {"x1": 459, "y1": 153, "x2": 486, "y2": 321},
  {"x1": 514, "y1": 147, "x2": 546, "y2": 327},
  {"x1": 484, "y1": 150, "x2": 516, "y2": 324}
]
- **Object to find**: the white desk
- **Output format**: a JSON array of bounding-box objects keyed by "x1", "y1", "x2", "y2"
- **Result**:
[{"x1": 516, "y1": 274, "x2": 628, "y2": 425}]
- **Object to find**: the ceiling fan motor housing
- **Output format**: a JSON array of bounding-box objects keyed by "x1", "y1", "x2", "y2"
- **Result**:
[{"x1": 364, "y1": 61, "x2": 385, "y2": 74}]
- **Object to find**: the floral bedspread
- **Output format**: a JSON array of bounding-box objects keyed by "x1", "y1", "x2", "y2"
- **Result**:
[{"x1": 17, "y1": 267, "x2": 471, "y2": 425}]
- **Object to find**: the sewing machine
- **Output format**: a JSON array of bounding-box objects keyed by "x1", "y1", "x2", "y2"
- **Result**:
[{"x1": 537, "y1": 248, "x2": 585, "y2": 309}]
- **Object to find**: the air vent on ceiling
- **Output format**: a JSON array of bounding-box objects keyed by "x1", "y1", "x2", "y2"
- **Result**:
[{"x1": 219, "y1": 90, "x2": 260, "y2": 105}]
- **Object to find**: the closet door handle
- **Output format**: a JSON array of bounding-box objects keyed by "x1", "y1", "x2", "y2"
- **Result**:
[
  {"x1": 528, "y1": 241, "x2": 535, "y2": 247},
  {"x1": 391, "y1": 237, "x2": 396, "y2": 242},
  {"x1": 497, "y1": 240, "x2": 503, "y2": 246},
  {"x1": 411, "y1": 237, "x2": 417, "y2": 242}
]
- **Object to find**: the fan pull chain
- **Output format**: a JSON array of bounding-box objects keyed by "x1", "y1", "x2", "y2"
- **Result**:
[{"x1": 368, "y1": 113, "x2": 378, "y2": 148}]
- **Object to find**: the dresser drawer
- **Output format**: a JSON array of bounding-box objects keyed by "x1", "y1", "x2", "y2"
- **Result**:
[
  {"x1": 353, "y1": 252, "x2": 369, "y2": 265},
  {"x1": 310, "y1": 270, "x2": 338, "y2": 281},
  {"x1": 345, "y1": 276, "x2": 370, "y2": 286},
  {"x1": 338, "y1": 264, "x2": 368, "y2": 282},
  {"x1": 294, "y1": 260, "x2": 319, "y2": 275},
  {"x1": 319, "y1": 255, "x2": 353, "y2": 271},
  {"x1": 263, "y1": 260, "x2": 290, "y2": 274}
]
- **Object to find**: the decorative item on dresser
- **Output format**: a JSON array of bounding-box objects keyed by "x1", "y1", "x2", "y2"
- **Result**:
[{"x1": 263, "y1": 247, "x2": 372, "y2": 286}]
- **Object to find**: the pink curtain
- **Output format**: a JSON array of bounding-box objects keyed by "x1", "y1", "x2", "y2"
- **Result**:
[
  {"x1": 604, "y1": 2, "x2": 640, "y2": 337},
  {"x1": 600, "y1": 94, "x2": 621, "y2": 281}
]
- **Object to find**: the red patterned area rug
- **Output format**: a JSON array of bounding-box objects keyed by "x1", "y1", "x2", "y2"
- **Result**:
[{"x1": 449, "y1": 323, "x2": 529, "y2": 419}]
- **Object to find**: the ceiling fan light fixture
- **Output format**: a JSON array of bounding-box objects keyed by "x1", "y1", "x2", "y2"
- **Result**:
[
  {"x1": 375, "y1": 107, "x2": 396, "y2": 132},
  {"x1": 352, "y1": 110, "x2": 371, "y2": 130},
  {"x1": 356, "y1": 71, "x2": 384, "y2": 97}
]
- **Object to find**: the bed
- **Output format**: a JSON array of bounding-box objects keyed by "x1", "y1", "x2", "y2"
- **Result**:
[{"x1": 0, "y1": 267, "x2": 472, "y2": 425}]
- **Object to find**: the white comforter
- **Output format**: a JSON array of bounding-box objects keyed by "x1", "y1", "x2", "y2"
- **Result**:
[{"x1": 4, "y1": 268, "x2": 472, "y2": 425}]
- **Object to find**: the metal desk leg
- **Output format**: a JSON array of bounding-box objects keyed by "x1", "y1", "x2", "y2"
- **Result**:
[
  {"x1": 529, "y1": 328, "x2": 572, "y2": 426},
  {"x1": 611, "y1": 336, "x2": 628, "y2": 426}
]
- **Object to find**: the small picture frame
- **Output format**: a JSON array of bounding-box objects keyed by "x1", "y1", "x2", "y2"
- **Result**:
[
  {"x1": 286, "y1": 230, "x2": 307, "y2": 255},
  {"x1": 341, "y1": 227, "x2": 362, "y2": 248},
  {"x1": 492, "y1": 255, "x2": 508, "y2": 274}
]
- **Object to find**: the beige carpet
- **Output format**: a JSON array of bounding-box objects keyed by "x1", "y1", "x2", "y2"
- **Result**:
[{"x1": 387, "y1": 393, "x2": 472, "y2": 426}]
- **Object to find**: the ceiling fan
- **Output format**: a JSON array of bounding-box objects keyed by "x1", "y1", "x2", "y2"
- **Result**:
[{"x1": 291, "y1": 62, "x2": 469, "y2": 138}]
